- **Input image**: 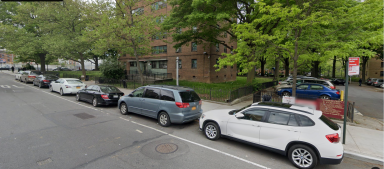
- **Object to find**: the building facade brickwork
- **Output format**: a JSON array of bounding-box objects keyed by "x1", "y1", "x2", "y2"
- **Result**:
[{"x1": 361, "y1": 57, "x2": 384, "y2": 79}]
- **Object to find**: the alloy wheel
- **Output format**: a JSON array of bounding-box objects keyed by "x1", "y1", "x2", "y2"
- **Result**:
[
  {"x1": 159, "y1": 114, "x2": 168, "y2": 126},
  {"x1": 283, "y1": 92, "x2": 290, "y2": 96},
  {"x1": 120, "y1": 103, "x2": 127, "y2": 115},
  {"x1": 205, "y1": 124, "x2": 217, "y2": 139},
  {"x1": 76, "y1": 94, "x2": 80, "y2": 101},
  {"x1": 93, "y1": 98, "x2": 98, "y2": 107},
  {"x1": 291, "y1": 148, "x2": 313, "y2": 168},
  {"x1": 321, "y1": 95, "x2": 330, "y2": 100}
]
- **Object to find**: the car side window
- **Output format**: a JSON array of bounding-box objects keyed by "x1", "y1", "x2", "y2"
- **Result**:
[
  {"x1": 298, "y1": 115, "x2": 315, "y2": 126},
  {"x1": 160, "y1": 89, "x2": 175, "y2": 101},
  {"x1": 242, "y1": 109, "x2": 267, "y2": 122},
  {"x1": 94, "y1": 86, "x2": 100, "y2": 92},
  {"x1": 87, "y1": 85, "x2": 95, "y2": 90},
  {"x1": 60, "y1": 80, "x2": 65, "y2": 84},
  {"x1": 297, "y1": 85, "x2": 309, "y2": 90},
  {"x1": 143, "y1": 88, "x2": 160, "y2": 99},
  {"x1": 310, "y1": 85, "x2": 323, "y2": 90},
  {"x1": 132, "y1": 88, "x2": 145, "y2": 97},
  {"x1": 267, "y1": 112, "x2": 290, "y2": 125},
  {"x1": 288, "y1": 115, "x2": 299, "y2": 126}
]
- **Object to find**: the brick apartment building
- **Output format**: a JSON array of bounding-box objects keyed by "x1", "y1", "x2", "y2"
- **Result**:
[
  {"x1": 118, "y1": 0, "x2": 237, "y2": 83},
  {"x1": 361, "y1": 57, "x2": 384, "y2": 79},
  {"x1": 0, "y1": 50, "x2": 15, "y2": 65}
]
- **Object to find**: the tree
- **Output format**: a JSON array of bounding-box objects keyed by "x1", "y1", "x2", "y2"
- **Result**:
[
  {"x1": 85, "y1": 0, "x2": 157, "y2": 84},
  {"x1": 99, "y1": 56, "x2": 125, "y2": 79}
]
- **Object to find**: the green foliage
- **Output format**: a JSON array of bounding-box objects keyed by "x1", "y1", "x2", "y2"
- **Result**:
[
  {"x1": 23, "y1": 63, "x2": 35, "y2": 70},
  {"x1": 99, "y1": 57, "x2": 125, "y2": 79}
]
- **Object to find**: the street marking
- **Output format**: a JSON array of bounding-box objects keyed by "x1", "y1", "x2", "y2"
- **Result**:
[
  {"x1": 0, "y1": 85, "x2": 11, "y2": 88},
  {"x1": 119, "y1": 117, "x2": 270, "y2": 169},
  {"x1": 13, "y1": 85, "x2": 24, "y2": 88},
  {"x1": 136, "y1": 129, "x2": 143, "y2": 133}
]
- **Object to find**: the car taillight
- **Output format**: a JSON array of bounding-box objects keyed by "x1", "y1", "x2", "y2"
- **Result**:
[
  {"x1": 279, "y1": 82, "x2": 281, "y2": 84},
  {"x1": 199, "y1": 100, "x2": 202, "y2": 105},
  {"x1": 43, "y1": 80, "x2": 50, "y2": 82},
  {"x1": 336, "y1": 91, "x2": 340, "y2": 95},
  {"x1": 28, "y1": 76, "x2": 35, "y2": 78},
  {"x1": 175, "y1": 102, "x2": 190, "y2": 108},
  {"x1": 101, "y1": 95, "x2": 109, "y2": 99},
  {"x1": 330, "y1": 86, "x2": 335, "y2": 89},
  {"x1": 65, "y1": 85, "x2": 72, "y2": 88},
  {"x1": 374, "y1": 82, "x2": 377, "y2": 84},
  {"x1": 326, "y1": 133, "x2": 340, "y2": 143}
]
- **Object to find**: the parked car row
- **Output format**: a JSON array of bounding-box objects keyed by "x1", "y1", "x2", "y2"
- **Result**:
[
  {"x1": 14, "y1": 74, "x2": 343, "y2": 169},
  {"x1": 366, "y1": 78, "x2": 384, "y2": 87}
]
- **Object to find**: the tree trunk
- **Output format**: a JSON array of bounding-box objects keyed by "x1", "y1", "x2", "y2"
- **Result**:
[
  {"x1": 79, "y1": 54, "x2": 86, "y2": 78},
  {"x1": 284, "y1": 57, "x2": 289, "y2": 77},
  {"x1": 274, "y1": 56, "x2": 281, "y2": 81},
  {"x1": 292, "y1": 28, "x2": 302, "y2": 97},
  {"x1": 332, "y1": 56, "x2": 336, "y2": 78},
  {"x1": 311, "y1": 61, "x2": 319, "y2": 78},
  {"x1": 247, "y1": 66, "x2": 255, "y2": 83},
  {"x1": 362, "y1": 56, "x2": 369, "y2": 82},
  {"x1": 39, "y1": 53, "x2": 46, "y2": 72},
  {"x1": 260, "y1": 57, "x2": 266, "y2": 76},
  {"x1": 94, "y1": 56, "x2": 99, "y2": 71},
  {"x1": 134, "y1": 47, "x2": 144, "y2": 85}
]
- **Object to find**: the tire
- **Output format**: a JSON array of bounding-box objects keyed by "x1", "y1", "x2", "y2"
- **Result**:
[
  {"x1": 60, "y1": 88, "x2": 64, "y2": 96},
  {"x1": 92, "y1": 97, "x2": 98, "y2": 107},
  {"x1": 288, "y1": 144, "x2": 318, "y2": 169},
  {"x1": 204, "y1": 122, "x2": 221, "y2": 140},
  {"x1": 50, "y1": 85, "x2": 54, "y2": 92},
  {"x1": 120, "y1": 103, "x2": 129, "y2": 115},
  {"x1": 158, "y1": 112, "x2": 171, "y2": 127},
  {"x1": 320, "y1": 95, "x2": 330, "y2": 100},
  {"x1": 76, "y1": 93, "x2": 81, "y2": 101},
  {"x1": 283, "y1": 92, "x2": 291, "y2": 97}
]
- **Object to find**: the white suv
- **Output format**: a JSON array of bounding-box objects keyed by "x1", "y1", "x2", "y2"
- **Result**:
[{"x1": 199, "y1": 102, "x2": 343, "y2": 169}]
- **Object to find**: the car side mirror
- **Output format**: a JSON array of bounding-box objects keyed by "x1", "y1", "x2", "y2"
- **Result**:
[
  {"x1": 235, "y1": 113, "x2": 244, "y2": 118},
  {"x1": 128, "y1": 94, "x2": 134, "y2": 97}
]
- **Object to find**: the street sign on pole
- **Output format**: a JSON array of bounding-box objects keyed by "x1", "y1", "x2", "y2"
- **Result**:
[
  {"x1": 348, "y1": 57, "x2": 360, "y2": 76},
  {"x1": 343, "y1": 60, "x2": 349, "y2": 144}
]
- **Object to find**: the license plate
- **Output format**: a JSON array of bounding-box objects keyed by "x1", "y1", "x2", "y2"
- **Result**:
[
  {"x1": 113, "y1": 95, "x2": 118, "y2": 98},
  {"x1": 76, "y1": 87, "x2": 80, "y2": 89},
  {"x1": 192, "y1": 106, "x2": 196, "y2": 110}
]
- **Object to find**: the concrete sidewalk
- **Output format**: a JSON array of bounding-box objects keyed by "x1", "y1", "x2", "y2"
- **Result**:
[{"x1": 2, "y1": 71, "x2": 383, "y2": 164}]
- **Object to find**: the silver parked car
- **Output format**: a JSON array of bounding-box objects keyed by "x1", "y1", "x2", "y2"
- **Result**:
[
  {"x1": 118, "y1": 85, "x2": 203, "y2": 127},
  {"x1": 372, "y1": 79, "x2": 384, "y2": 87},
  {"x1": 20, "y1": 71, "x2": 42, "y2": 83}
]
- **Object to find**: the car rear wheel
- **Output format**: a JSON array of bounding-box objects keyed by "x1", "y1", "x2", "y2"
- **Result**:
[
  {"x1": 288, "y1": 144, "x2": 318, "y2": 169},
  {"x1": 158, "y1": 112, "x2": 171, "y2": 127},
  {"x1": 76, "y1": 94, "x2": 81, "y2": 101},
  {"x1": 60, "y1": 88, "x2": 64, "y2": 96},
  {"x1": 92, "y1": 97, "x2": 98, "y2": 107},
  {"x1": 283, "y1": 92, "x2": 291, "y2": 97},
  {"x1": 320, "y1": 95, "x2": 330, "y2": 100},
  {"x1": 204, "y1": 122, "x2": 221, "y2": 140},
  {"x1": 120, "y1": 103, "x2": 129, "y2": 115}
]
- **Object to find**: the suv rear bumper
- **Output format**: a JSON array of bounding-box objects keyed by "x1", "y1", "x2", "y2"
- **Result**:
[
  {"x1": 170, "y1": 111, "x2": 202, "y2": 124},
  {"x1": 320, "y1": 155, "x2": 343, "y2": 165}
]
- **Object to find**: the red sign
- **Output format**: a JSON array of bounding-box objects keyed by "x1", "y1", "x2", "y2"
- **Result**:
[
  {"x1": 316, "y1": 99, "x2": 345, "y2": 120},
  {"x1": 348, "y1": 57, "x2": 360, "y2": 75}
]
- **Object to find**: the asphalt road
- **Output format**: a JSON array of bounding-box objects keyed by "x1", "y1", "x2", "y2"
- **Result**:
[
  {"x1": 336, "y1": 83, "x2": 384, "y2": 121},
  {"x1": 0, "y1": 72, "x2": 382, "y2": 169}
]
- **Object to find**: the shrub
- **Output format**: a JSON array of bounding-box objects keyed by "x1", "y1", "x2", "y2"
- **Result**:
[{"x1": 99, "y1": 57, "x2": 125, "y2": 79}]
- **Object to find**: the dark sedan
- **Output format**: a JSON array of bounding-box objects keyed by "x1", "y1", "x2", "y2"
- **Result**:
[
  {"x1": 76, "y1": 85, "x2": 124, "y2": 107},
  {"x1": 33, "y1": 74, "x2": 59, "y2": 88},
  {"x1": 331, "y1": 78, "x2": 346, "y2": 85}
]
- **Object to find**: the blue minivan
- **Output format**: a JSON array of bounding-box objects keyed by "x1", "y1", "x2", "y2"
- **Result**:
[{"x1": 118, "y1": 85, "x2": 203, "y2": 127}]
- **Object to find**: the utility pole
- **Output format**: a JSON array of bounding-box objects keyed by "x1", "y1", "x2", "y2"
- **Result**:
[
  {"x1": 343, "y1": 60, "x2": 349, "y2": 144},
  {"x1": 176, "y1": 57, "x2": 179, "y2": 86}
]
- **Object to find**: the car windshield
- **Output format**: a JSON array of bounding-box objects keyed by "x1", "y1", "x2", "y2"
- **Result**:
[
  {"x1": 100, "y1": 86, "x2": 120, "y2": 93},
  {"x1": 30, "y1": 71, "x2": 42, "y2": 75},
  {"x1": 229, "y1": 104, "x2": 252, "y2": 115},
  {"x1": 66, "y1": 80, "x2": 83, "y2": 84},
  {"x1": 179, "y1": 91, "x2": 201, "y2": 102}
]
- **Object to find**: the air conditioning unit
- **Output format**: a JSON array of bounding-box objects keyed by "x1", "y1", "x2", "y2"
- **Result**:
[{"x1": 176, "y1": 48, "x2": 181, "y2": 53}]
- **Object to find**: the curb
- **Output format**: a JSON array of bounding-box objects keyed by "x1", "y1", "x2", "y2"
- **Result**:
[{"x1": 344, "y1": 151, "x2": 384, "y2": 165}]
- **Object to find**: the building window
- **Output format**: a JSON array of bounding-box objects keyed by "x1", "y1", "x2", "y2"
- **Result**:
[
  {"x1": 215, "y1": 43, "x2": 219, "y2": 52},
  {"x1": 381, "y1": 71, "x2": 383, "y2": 77},
  {"x1": 224, "y1": 32, "x2": 227, "y2": 38},
  {"x1": 224, "y1": 65, "x2": 227, "y2": 69},
  {"x1": 191, "y1": 59, "x2": 197, "y2": 69},
  {"x1": 176, "y1": 27, "x2": 182, "y2": 34},
  {"x1": 192, "y1": 26, "x2": 197, "y2": 33},
  {"x1": 159, "y1": 61, "x2": 167, "y2": 69},
  {"x1": 176, "y1": 47, "x2": 181, "y2": 53},
  {"x1": 130, "y1": 62, "x2": 137, "y2": 67},
  {"x1": 151, "y1": 0, "x2": 167, "y2": 11},
  {"x1": 132, "y1": 7, "x2": 144, "y2": 15},
  {"x1": 381, "y1": 62, "x2": 383, "y2": 68},
  {"x1": 151, "y1": 61, "x2": 157, "y2": 68},
  {"x1": 224, "y1": 46, "x2": 227, "y2": 53},
  {"x1": 152, "y1": 45, "x2": 167, "y2": 54},
  {"x1": 152, "y1": 32, "x2": 167, "y2": 40},
  {"x1": 191, "y1": 42, "x2": 197, "y2": 52},
  {"x1": 178, "y1": 59, "x2": 182, "y2": 69},
  {"x1": 231, "y1": 46, "x2": 234, "y2": 54}
]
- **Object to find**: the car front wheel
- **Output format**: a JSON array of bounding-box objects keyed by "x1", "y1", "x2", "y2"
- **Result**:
[
  {"x1": 120, "y1": 103, "x2": 129, "y2": 115},
  {"x1": 158, "y1": 112, "x2": 171, "y2": 127},
  {"x1": 283, "y1": 92, "x2": 291, "y2": 97},
  {"x1": 204, "y1": 122, "x2": 221, "y2": 140},
  {"x1": 60, "y1": 88, "x2": 64, "y2": 96},
  {"x1": 320, "y1": 95, "x2": 330, "y2": 100},
  {"x1": 288, "y1": 144, "x2": 318, "y2": 169}
]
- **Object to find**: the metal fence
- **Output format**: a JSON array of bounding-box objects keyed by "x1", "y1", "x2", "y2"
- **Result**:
[
  {"x1": 124, "y1": 73, "x2": 172, "y2": 81},
  {"x1": 346, "y1": 101, "x2": 355, "y2": 122},
  {"x1": 253, "y1": 91, "x2": 282, "y2": 103}
]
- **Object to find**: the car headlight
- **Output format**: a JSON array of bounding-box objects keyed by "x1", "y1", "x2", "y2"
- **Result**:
[{"x1": 200, "y1": 114, "x2": 205, "y2": 119}]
